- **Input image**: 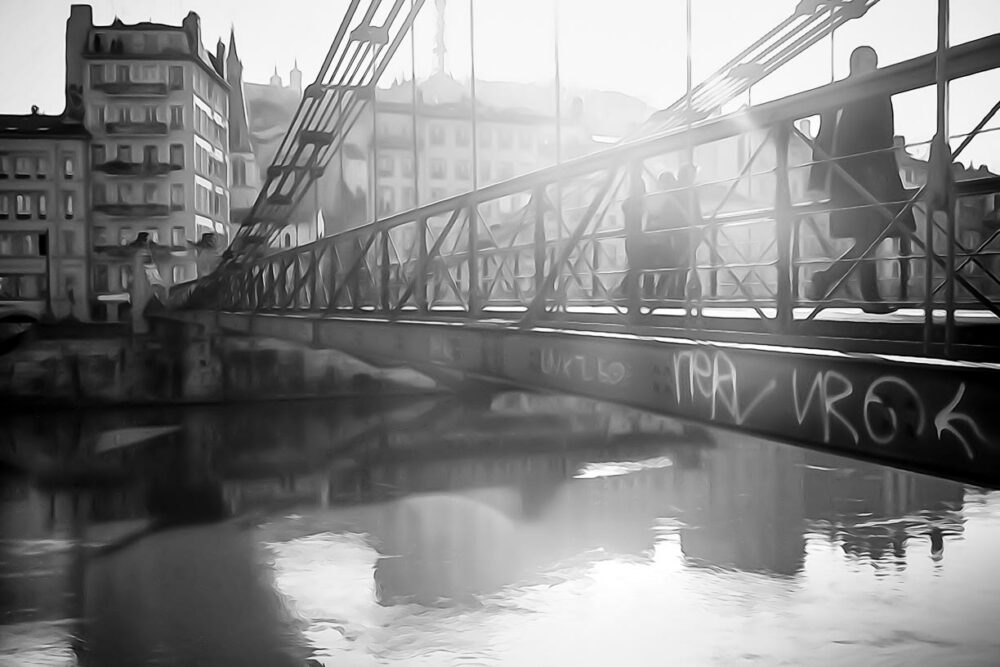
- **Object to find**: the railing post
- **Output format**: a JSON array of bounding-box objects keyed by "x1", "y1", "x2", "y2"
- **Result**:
[
  {"x1": 380, "y1": 229, "x2": 391, "y2": 312},
  {"x1": 534, "y1": 187, "x2": 547, "y2": 309},
  {"x1": 468, "y1": 205, "x2": 480, "y2": 316},
  {"x1": 416, "y1": 217, "x2": 429, "y2": 313},
  {"x1": 938, "y1": 0, "x2": 956, "y2": 356},
  {"x1": 625, "y1": 159, "x2": 644, "y2": 320},
  {"x1": 774, "y1": 122, "x2": 794, "y2": 329}
]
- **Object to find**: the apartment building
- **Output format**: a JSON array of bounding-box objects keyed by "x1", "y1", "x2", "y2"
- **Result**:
[
  {"x1": 0, "y1": 113, "x2": 89, "y2": 320},
  {"x1": 64, "y1": 5, "x2": 231, "y2": 319}
]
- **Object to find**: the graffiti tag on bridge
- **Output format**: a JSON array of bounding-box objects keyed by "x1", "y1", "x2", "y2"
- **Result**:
[{"x1": 530, "y1": 347, "x2": 629, "y2": 387}]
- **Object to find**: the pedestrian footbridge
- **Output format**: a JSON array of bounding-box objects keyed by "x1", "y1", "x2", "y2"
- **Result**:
[{"x1": 169, "y1": 0, "x2": 1000, "y2": 486}]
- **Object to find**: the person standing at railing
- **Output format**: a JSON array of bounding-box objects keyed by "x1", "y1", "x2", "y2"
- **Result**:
[
  {"x1": 807, "y1": 45, "x2": 915, "y2": 313},
  {"x1": 644, "y1": 172, "x2": 692, "y2": 299}
]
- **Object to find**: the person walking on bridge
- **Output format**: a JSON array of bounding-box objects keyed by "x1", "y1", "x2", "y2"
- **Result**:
[{"x1": 807, "y1": 45, "x2": 914, "y2": 313}]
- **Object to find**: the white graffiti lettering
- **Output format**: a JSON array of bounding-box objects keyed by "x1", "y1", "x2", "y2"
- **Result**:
[
  {"x1": 674, "y1": 349, "x2": 776, "y2": 425},
  {"x1": 792, "y1": 369, "x2": 860, "y2": 445},
  {"x1": 934, "y1": 382, "x2": 985, "y2": 460},
  {"x1": 537, "y1": 348, "x2": 628, "y2": 386},
  {"x1": 863, "y1": 376, "x2": 925, "y2": 446}
]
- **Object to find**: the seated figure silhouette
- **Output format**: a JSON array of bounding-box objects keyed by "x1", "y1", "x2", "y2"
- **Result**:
[{"x1": 807, "y1": 45, "x2": 914, "y2": 313}]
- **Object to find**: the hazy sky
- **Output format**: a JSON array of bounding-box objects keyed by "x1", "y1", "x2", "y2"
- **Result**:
[{"x1": 1, "y1": 0, "x2": 998, "y2": 166}]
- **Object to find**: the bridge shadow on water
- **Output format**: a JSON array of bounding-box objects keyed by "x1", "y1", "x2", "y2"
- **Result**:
[{"x1": 0, "y1": 393, "x2": 983, "y2": 665}]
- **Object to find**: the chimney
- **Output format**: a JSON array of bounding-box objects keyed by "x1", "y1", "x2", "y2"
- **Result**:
[
  {"x1": 216, "y1": 38, "x2": 226, "y2": 77},
  {"x1": 182, "y1": 11, "x2": 201, "y2": 54},
  {"x1": 63, "y1": 4, "x2": 92, "y2": 122}
]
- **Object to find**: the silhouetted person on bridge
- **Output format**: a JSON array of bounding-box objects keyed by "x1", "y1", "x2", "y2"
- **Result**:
[
  {"x1": 807, "y1": 46, "x2": 914, "y2": 313},
  {"x1": 623, "y1": 170, "x2": 698, "y2": 301}
]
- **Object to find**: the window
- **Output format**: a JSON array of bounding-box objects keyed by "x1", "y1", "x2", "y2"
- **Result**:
[
  {"x1": 234, "y1": 158, "x2": 246, "y2": 186},
  {"x1": 142, "y1": 145, "x2": 157, "y2": 165},
  {"x1": 0, "y1": 233, "x2": 39, "y2": 256},
  {"x1": 92, "y1": 226, "x2": 108, "y2": 246},
  {"x1": 169, "y1": 144, "x2": 184, "y2": 168},
  {"x1": 169, "y1": 66, "x2": 183, "y2": 90},
  {"x1": 15, "y1": 194, "x2": 31, "y2": 218},
  {"x1": 120, "y1": 263, "x2": 133, "y2": 291},
  {"x1": 15, "y1": 157, "x2": 32, "y2": 178},
  {"x1": 64, "y1": 193, "x2": 74, "y2": 219},
  {"x1": 479, "y1": 160, "x2": 491, "y2": 182},
  {"x1": 499, "y1": 129, "x2": 513, "y2": 150},
  {"x1": 144, "y1": 105, "x2": 158, "y2": 123},
  {"x1": 170, "y1": 105, "x2": 183, "y2": 129},
  {"x1": 36, "y1": 157, "x2": 48, "y2": 178},
  {"x1": 0, "y1": 155, "x2": 9, "y2": 178},
  {"x1": 401, "y1": 157, "x2": 413, "y2": 178},
  {"x1": 63, "y1": 155, "x2": 74, "y2": 178},
  {"x1": 172, "y1": 265, "x2": 185, "y2": 284},
  {"x1": 38, "y1": 194, "x2": 47, "y2": 219},
  {"x1": 0, "y1": 274, "x2": 46, "y2": 300},
  {"x1": 116, "y1": 183, "x2": 136, "y2": 204},
  {"x1": 456, "y1": 125, "x2": 471, "y2": 147},
  {"x1": 143, "y1": 184, "x2": 158, "y2": 204},
  {"x1": 0, "y1": 195, "x2": 7, "y2": 218},
  {"x1": 92, "y1": 144, "x2": 106, "y2": 166},
  {"x1": 430, "y1": 158, "x2": 446, "y2": 180},
  {"x1": 62, "y1": 230, "x2": 76, "y2": 255},
  {"x1": 402, "y1": 187, "x2": 415, "y2": 209},
  {"x1": 89, "y1": 63, "x2": 104, "y2": 85},
  {"x1": 116, "y1": 65, "x2": 129, "y2": 83},
  {"x1": 378, "y1": 155, "x2": 394, "y2": 177},
  {"x1": 377, "y1": 187, "x2": 395, "y2": 216},
  {"x1": 196, "y1": 184, "x2": 211, "y2": 213},
  {"x1": 93, "y1": 264, "x2": 109, "y2": 293},
  {"x1": 455, "y1": 160, "x2": 471, "y2": 180},
  {"x1": 171, "y1": 226, "x2": 185, "y2": 246},
  {"x1": 95, "y1": 106, "x2": 106, "y2": 126},
  {"x1": 430, "y1": 124, "x2": 445, "y2": 146},
  {"x1": 92, "y1": 183, "x2": 107, "y2": 205},
  {"x1": 117, "y1": 144, "x2": 132, "y2": 162},
  {"x1": 170, "y1": 184, "x2": 184, "y2": 210},
  {"x1": 118, "y1": 227, "x2": 132, "y2": 245},
  {"x1": 116, "y1": 106, "x2": 129, "y2": 123},
  {"x1": 144, "y1": 228, "x2": 159, "y2": 243}
]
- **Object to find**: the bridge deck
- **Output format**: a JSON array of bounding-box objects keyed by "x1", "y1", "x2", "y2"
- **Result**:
[{"x1": 164, "y1": 309, "x2": 1000, "y2": 489}]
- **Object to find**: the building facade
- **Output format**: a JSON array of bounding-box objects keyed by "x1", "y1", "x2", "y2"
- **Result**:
[
  {"x1": 65, "y1": 5, "x2": 231, "y2": 319},
  {"x1": 0, "y1": 114, "x2": 90, "y2": 320}
]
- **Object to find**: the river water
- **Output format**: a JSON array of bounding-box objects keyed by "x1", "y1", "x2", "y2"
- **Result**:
[{"x1": 1, "y1": 393, "x2": 998, "y2": 666}]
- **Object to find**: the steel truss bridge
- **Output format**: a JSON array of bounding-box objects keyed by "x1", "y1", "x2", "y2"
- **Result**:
[{"x1": 171, "y1": 0, "x2": 1000, "y2": 487}]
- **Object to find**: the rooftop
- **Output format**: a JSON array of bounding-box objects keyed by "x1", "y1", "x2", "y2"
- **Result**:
[{"x1": 0, "y1": 113, "x2": 90, "y2": 139}]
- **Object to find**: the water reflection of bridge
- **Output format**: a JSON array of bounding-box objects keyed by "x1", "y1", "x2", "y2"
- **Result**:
[{"x1": 0, "y1": 396, "x2": 974, "y2": 662}]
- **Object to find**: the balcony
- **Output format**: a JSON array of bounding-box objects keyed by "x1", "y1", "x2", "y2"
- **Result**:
[
  {"x1": 105, "y1": 121, "x2": 169, "y2": 136},
  {"x1": 93, "y1": 202, "x2": 170, "y2": 217},
  {"x1": 95, "y1": 160, "x2": 182, "y2": 177},
  {"x1": 93, "y1": 81, "x2": 169, "y2": 96}
]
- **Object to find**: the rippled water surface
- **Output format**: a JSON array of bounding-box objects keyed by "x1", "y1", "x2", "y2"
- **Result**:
[{"x1": 1, "y1": 394, "x2": 999, "y2": 666}]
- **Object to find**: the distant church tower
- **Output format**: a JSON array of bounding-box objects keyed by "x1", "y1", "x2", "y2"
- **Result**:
[{"x1": 226, "y1": 28, "x2": 260, "y2": 224}]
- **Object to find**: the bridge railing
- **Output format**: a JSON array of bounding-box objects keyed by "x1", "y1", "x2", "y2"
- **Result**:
[{"x1": 211, "y1": 34, "x2": 1000, "y2": 355}]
